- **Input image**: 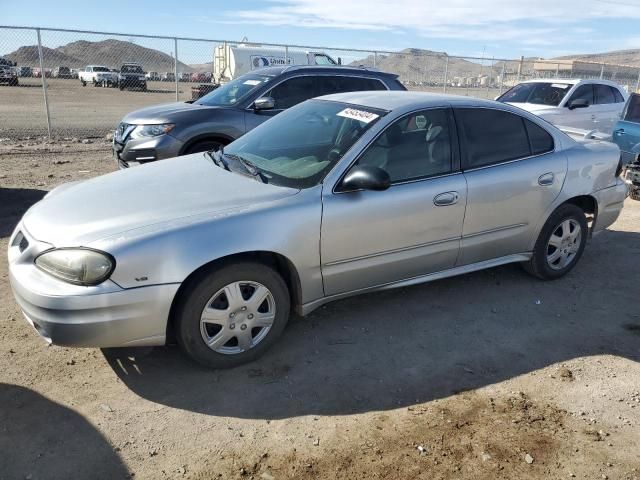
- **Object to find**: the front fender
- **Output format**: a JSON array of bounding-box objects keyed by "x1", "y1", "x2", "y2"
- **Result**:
[{"x1": 90, "y1": 186, "x2": 324, "y2": 306}]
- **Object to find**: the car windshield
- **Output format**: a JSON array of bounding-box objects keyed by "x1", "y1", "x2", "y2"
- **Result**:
[
  {"x1": 122, "y1": 65, "x2": 143, "y2": 73},
  {"x1": 196, "y1": 73, "x2": 274, "y2": 106},
  {"x1": 221, "y1": 99, "x2": 386, "y2": 189},
  {"x1": 497, "y1": 82, "x2": 571, "y2": 106},
  {"x1": 93, "y1": 66, "x2": 110, "y2": 72}
]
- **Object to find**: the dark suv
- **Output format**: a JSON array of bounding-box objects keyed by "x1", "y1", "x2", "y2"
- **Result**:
[
  {"x1": 113, "y1": 65, "x2": 405, "y2": 168},
  {"x1": 119, "y1": 63, "x2": 147, "y2": 91}
]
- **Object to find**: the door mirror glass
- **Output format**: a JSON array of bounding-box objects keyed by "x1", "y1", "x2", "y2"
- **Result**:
[
  {"x1": 568, "y1": 98, "x2": 589, "y2": 110},
  {"x1": 340, "y1": 165, "x2": 391, "y2": 192},
  {"x1": 253, "y1": 97, "x2": 275, "y2": 111}
]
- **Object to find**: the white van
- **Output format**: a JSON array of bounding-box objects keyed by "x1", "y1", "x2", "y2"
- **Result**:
[{"x1": 213, "y1": 44, "x2": 339, "y2": 84}]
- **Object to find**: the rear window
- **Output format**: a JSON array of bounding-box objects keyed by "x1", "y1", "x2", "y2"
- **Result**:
[
  {"x1": 457, "y1": 108, "x2": 532, "y2": 169},
  {"x1": 595, "y1": 84, "x2": 616, "y2": 105}
]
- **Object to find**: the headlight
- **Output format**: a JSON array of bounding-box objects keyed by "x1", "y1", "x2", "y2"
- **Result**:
[
  {"x1": 35, "y1": 248, "x2": 115, "y2": 286},
  {"x1": 129, "y1": 124, "x2": 175, "y2": 139}
]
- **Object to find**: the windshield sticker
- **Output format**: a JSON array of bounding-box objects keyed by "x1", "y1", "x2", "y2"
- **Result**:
[
  {"x1": 243, "y1": 79, "x2": 262, "y2": 86},
  {"x1": 337, "y1": 108, "x2": 379, "y2": 124},
  {"x1": 551, "y1": 83, "x2": 570, "y2": 89}
]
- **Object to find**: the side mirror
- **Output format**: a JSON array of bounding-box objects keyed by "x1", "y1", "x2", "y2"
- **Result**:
[
  {"x1": 340, "y1": 165, "x2": 391, "y2": 192},
  {"x1": 568, "y1": 98, "x2": 589, "y2": 110},
  {"x1": 253, "y1": 97, "x2": 275, "y2": 111}
]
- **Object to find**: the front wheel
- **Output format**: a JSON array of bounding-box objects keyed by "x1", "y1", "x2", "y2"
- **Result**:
[
  {"x1": 524, "y1": 204, "x2": 588, "y2": 280},
  {"x1": 175, "y1": 262, "x2": 290, "y2": 369}
]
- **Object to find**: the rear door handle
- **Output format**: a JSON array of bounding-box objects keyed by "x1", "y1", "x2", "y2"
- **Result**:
[
  {"x1": 433, "y1": 191, "x2": 459, "y2": 206},
  {"x1": 614, "y1": 128, "x2": 625, "y2": 135},
  {"x1": 538, "y1": 172, "x2": 555, "y2": 186}
]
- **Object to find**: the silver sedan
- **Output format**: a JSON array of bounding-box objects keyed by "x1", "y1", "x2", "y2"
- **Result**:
[{"x1": 8, "y1": 92, "x2": 628, "y2": 368}]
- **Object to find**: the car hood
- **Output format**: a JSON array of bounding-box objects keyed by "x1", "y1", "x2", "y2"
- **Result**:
[
  {"x1": 22, "y1": 154, "x2": 299, "y2": 246},
  {"x1": 505, "y1": 102, "x2": 560, "y2": 115},
  {"x1": 122, "y1": 102, "x2": 222, "y2": 124}
]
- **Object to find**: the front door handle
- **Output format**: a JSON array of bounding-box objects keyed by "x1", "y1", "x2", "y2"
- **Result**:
[
  {"x1": 433, "y1": 191, "x2": 459, "y2": 206},
  {"x1": 538, "y1": 172, "x2": 555, "y2": 186},
  {"x1": 614, "y1": 128, "x2": 625, "y2": 136}
]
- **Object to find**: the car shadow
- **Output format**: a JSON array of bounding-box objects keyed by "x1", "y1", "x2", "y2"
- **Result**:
[
  {"x1": 104, "y1": 228, "x2": 640, "y2": 420},
  {"x1": 0, "y1": 187, "x2": 47, "y2": 238},
  {"x1": 0, "y1": 383, "x2": 130, "y2": 480}
]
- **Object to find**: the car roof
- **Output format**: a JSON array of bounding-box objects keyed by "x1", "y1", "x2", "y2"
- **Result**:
[
  {"x1": 318, "y1": 91, "x2": 500, "y2": 111},
  {"x1": 250, "y1": 64, "x2": 399, "y2": 79},
  {"x1": 519, "y1": 78, "x2": 623, "y2": 87}
]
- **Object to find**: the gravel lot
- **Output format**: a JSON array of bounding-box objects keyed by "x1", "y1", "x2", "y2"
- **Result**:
[
  {"x1": 1, "y1": 139, "x2": 639, "y2": 480},
  {"x1": 0, "y1": 80, "x2": 499, "y2": 140}
]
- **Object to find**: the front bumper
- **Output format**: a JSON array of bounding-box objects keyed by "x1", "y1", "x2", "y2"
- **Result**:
[
  {"x1": 8, "y1": 224, "x2": 179, "y2": 347},
  {"x1": 112, "y1": 131, "x2": 184, "y2": 168},
  {"x1": 120, "y1": 77, "x2": 146, "y2": 88}
]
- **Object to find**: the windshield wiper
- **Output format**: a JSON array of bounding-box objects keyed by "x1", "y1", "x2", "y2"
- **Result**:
[
  {"x1": 205, "y1": 148, "x2": 229, "y2": 171},
  {"x1": 224, "y1": 153, "x2": 268, "y2": 184}
]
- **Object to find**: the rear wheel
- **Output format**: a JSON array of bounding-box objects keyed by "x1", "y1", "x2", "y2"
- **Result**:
[
  {"x1": 175, "y1": 262, "x2": 290, "y2": 369},
  {"x1": 524, "y1": 204, "x2": 588, "y2": 280}
]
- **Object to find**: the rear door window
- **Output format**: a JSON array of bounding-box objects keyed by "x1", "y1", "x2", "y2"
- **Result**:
[
  {"x1": 456, "y1": 108, "x2": 532, "y2": 169},
  {"x1": 594, "y1": 84, "x2": 616, "y2": 105},
  {"x1": 316, "y1": 76, "x2": 387, "y2": 96},
  {"x1": 267, "y1": 76, "x2": 317, "y2": 109},
  {"x1": 567, "y1": 84, "x2": 594, "y2": 106}
]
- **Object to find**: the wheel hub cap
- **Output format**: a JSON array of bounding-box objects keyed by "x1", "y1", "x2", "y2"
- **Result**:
[
  {"x1": 546, "y1": 219, "x2": 582, "y2": 271},
  {"x1": 200, "y1": 281, "x2": 276, "y2": 355}
]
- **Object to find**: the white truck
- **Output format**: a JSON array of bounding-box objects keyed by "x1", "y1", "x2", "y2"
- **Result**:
[
  {"x1": 79, "y1": 65, "x2": 119, "y2": 87},
  {"x1": 212, "y1": 43, "x2": 340, "y2": 84}
]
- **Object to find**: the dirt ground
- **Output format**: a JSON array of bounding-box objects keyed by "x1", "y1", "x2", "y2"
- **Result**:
[
  {"x1": 1, "y1": 139, "x2": 640, "y2": 480},
  {"x1": 0, "y1": 80, "x2": 500, "y2": 140}
]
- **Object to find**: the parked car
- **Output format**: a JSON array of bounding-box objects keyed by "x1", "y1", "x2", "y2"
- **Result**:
[
  {"x1": 497, "y1": 79, "x2": 628, "y2": 134},
  {"x1": 113, "y1": 65, "x2": 405, "y2": 167},
  {"x1": 0, "y1": 57, "x2": 18, "y2": 86},
  {"x1": 79, "y1": 65, "x2": 118, "y2": 87},
  {"x1": 32, "y1": 67, "x2": 52, "y2": 78},
  {"x1": 161, "y1": 72, "x2": 175, "y2": 82},
  {"x1": 119, "y1": 63, "x2": 147, "y2": 91},
  {"x1": 9, "y1": 92, "x2": 628, "y2": 368},
  {"x1": 53, "y1": 66, "x2": 73, "y2": 79},
  {"x1": 178, "y1": 72, "x2": 191, "y2": 82},
  {"x1": 612, "y1": 92, "x2": 640, "y2": 165},
  {"x1": 17, "y1": 66, "x2": 32, "y2": 77},
  {"x1": 146, "y1": 71, "x2": 160, "y2": 81},
  {"x1": 69, "y1": 68, "x2": 79, "y2": 79}
]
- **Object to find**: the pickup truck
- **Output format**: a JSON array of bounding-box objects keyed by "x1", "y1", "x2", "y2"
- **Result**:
[
  {"x1": 0, "y1": 57, "x2": 18, "y2": 86},
  {"x1": 79, "y1": 65, "x2": 118, "y2": 87}
]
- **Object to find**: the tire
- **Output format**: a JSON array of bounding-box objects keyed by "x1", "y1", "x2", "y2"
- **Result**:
[
  {"x1": 119, "y1": 84, "x2": 124, "y2": 91},
  {"x1": 184, "y1": 139, "x2": 225, "y2": 155},
  {"x1": 175, "y1": 261, "x2": 291, "y2": 369},
  {"x1": 524, "y1": 204, "x2": 588, "y2": 280},
  {"x1": 81, "y1": 80, "x2": 86, "y2": 87}
]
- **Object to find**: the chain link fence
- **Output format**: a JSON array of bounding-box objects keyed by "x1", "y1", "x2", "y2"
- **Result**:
[{"x1": 2, "y1": 25, "x2": 640, "y2": 140}]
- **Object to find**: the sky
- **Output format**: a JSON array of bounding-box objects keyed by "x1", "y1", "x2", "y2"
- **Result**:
[{"x1": 1, "y1": 0, "x2": 640, "y2": 61}]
